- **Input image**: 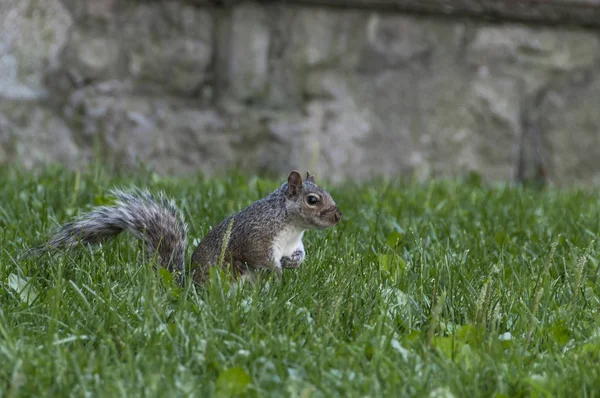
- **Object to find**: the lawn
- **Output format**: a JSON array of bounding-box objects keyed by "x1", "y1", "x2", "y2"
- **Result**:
[{"x1": 1, "y1": 166, "x2": 600, "y2": 397}]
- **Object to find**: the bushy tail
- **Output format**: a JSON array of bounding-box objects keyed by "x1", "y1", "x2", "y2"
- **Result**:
[{"x1": 37, "y1": 188, "x2": 188, "y2": 272}]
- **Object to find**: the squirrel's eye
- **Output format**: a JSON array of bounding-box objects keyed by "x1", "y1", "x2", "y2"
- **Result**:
[{"x1": 307, "y1": 195, "x2": 319, "y2": 205}]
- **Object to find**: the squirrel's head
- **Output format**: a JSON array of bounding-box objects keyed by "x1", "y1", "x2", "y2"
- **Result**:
[{"x1": 283, "y1": 170, "x2": 342, "y2": 230}]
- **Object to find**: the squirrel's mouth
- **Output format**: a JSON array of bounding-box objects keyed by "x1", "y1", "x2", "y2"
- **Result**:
[
  {"x1": 332, "y1": 208, "x2": 342, "y2": 224},
  {"x1": 318, "y1": 207, "x2": 342, "y2": 227}
]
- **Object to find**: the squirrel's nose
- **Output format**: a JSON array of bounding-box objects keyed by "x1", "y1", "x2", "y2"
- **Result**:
[{"x1": 333, "y1": 209, "x2": 342, "y2": 223}]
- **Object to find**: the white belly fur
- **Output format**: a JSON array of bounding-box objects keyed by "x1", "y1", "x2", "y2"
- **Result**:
[{"x1": 271, "y1": 226, "x2": 305, "y2": 260}]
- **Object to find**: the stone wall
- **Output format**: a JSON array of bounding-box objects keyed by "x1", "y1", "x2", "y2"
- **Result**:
[{"x1": 2, "y1": 0, "x2": 600, "y2": 184}]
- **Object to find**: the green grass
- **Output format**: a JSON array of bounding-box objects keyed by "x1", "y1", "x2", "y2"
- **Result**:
[{"x1": 1, "y1": 166, "x2": 600, "y2": 397}]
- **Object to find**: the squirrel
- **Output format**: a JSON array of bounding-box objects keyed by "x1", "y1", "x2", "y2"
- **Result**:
[{"x1": 35, "y1": 170, "x2": 342, "y2": 284}]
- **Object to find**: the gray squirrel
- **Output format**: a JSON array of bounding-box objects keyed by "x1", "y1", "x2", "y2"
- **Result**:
[{"x1": 37, "y1": 170, "x2": 342, "y2": 284}]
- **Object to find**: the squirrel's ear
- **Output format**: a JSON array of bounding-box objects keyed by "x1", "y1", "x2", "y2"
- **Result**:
[
  {"x1": 306, "y1": 171, "x2": 315, "y2": 183},
  {"x1": 287, "y1": 170, "x2": 303, "y2": 197}
]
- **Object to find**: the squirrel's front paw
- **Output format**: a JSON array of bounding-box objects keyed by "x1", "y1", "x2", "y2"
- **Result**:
[{"x1": 280, "y1": 249, "x2": 305, "y2": 269}]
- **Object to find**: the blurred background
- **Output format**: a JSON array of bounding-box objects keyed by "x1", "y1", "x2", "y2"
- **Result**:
[{"x1": 1, "y1": 0, "x2": 600, "y2": 184}]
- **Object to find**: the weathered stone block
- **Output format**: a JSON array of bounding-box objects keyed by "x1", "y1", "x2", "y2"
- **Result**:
[
  {"x1": 60, "y1": 0, "x2": 116, "y2": 20},
  {"x1": 228, "y1": 3, "x2": 270, "y2": 101},
  {"x1": 0, "y1": 102, "x2": 79, "y2": 168},
  {"x1": 468, "y1": 26, "x2": 600, "y2": 70},
  {"x1": 292, "y1": 16, "x2": 521, "y2": 183},
  {"x1": 64, "y1": 84, "x2": 233, "y2": 175},
  {"x1": 301, "y1": 96, "x2": 374, "y2": 182},
  {"x1": 467, "y1": 25, "x2": 600, "y2": 94},
  {"x1": 250, "y1": 6, "x2": 367, "y2": 108},
  {"x1": 304, "y1": 70, "x2": 352, "y2": 100},
  {"x1": 0, "y1": 0, "x2": 72, "y2": 100},
  {"x1": 121, "y1": 3, "x2": 213, "y2": 96},
  {"x1": 359, "y1": 14, "x2": 465, "y2": 73},
  {"x1": 411, "y1": 69, "x2": 522, "y2": 181},
  {"x1": 536, "y1": 73, "x2": 600, "y2": 185},
  {"x1": 288, "y1": 8, "x2": 367, "y2": 70},
  {"x1": 351, "y1": 69, "x2": 426, "y2": 180},
  {"x1": 63, "y1": 30, "x2": 127, "y2": 82},
  {"x1": 362, "y1": 14, "x2": 432, "y2": 72}
]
